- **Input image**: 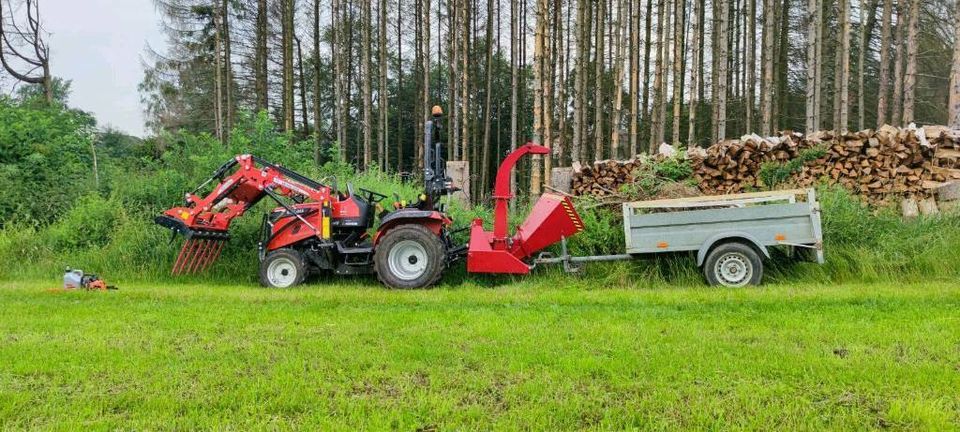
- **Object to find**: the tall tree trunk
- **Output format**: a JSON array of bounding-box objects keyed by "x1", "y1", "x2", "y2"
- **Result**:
[
  {"x1": 481, "y1": 0, "x2": 495, "y2": 192},
  {"x1": 449, "y1": 0, "x2": 460, "y2": 160},
  {"x1": 413, "y1": 0, "x2": 422, "y2": 167},
  {"x1": 221, "y1": 0, "x2": 233, "y2": 143},
  {"x1": 362, "y1": 0, "x2": 373, "y2": 168},
  {"x1": 876, "y1": 0, "x2": 893, "y2": 127},
  {"x1": 670, "y1": 0, "x2": 684, "y2": 145},
  {"x1": 420, "y1": 0, "x2": 431, "y2": 169},
  {"x1": 950, "y1": 0, "x2": 960, "y2": 128},
  {"x1": 688, "y1": 0, "x2": 702, "y2": 145},
  {"x1": 333, "y1": 0, "x2": 348, "y2": 159},
  {"x1": 714, "y1": 0, "x2": 729, "y2": 140},
  {"x1": 557, "y1": 0, "x2": 570, "y2": 165},
  {"x1": 611, "y1": 0, "x2": 627, "y2": 157},
  {"x1": 396, "y1": 0, "x2": 405, "y2": 171},
  {"x1": 593, "y1": 0, "x2": 607, "y2": 161},
  {"x1": 460, "y1": 0, "x2": 471, "y2": 171},
  {"x1": 901, "y1": 0, "x2": 919, "y2": 125},
  {"x1": 650, "y1": 0, "x2": 666, "y2": 150},
  {"x1": 379, "y1": 0, "x2": 389, "y2": 171},
  {"x1": 281, "y1": 0, "x2": 295, "y2": 133},
  {"x1": 314, "y1": 0, "x2": 322, "y2": 164},
  {"x1": 657, "y1": 0, "x2": 671, "y2": 146},
  {"x1": 296, "y1": 37, "x2": 310, "y2": 135},
  {"x1": 255, "y1": 0, "x2": 268, "y2": 112},
  {"x1": 213, "y1": 8, "x2": 224, "y2": 144},
  {"x1": 572, "y1": 0, "x2": 587, "y2": 164},
  {"x1": 760, "y1": 0, "x2": 774, "y2": 135},
  {"x1": 510, "y1": 0, "x2": 519, "y2": 192},
  {"x1": 773, "y1": 0, "x2": 788, "y2": 131},
  {"x1": 857, "y1": 0, "x2": 877, "y2": 131},
  {"x1": 744, "y1": 0, "x2": 755, "y2": 133},
  {"x1": 544, "y1": 0, "x2": 558, "y2": 186},
  {"x1": 532, "y1": 0, "x2": 547, "y2": 196},
  {"x1": 891, "y1": 1, "x2": 906, "y2": 126},
  {"x1": 629, "y1": 0, "x2": 640, "y2": 155},
  {"x1": 805, "y1": 0, "x2": 818, "y2": 132},
  {"x1": 813, "y1": 0, "x2": 823, "y2": 129},
  {"x1": 833, "y1": 0, "x2": 850, "y2": 132},
  {"x1": 640, "y1": 0, "x2": 653, "y2": 149}
]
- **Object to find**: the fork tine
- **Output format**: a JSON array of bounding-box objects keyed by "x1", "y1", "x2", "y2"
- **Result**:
[
  {"x1": 200, "y1": 240, "x2": 224, "y2": 272},
  {"x1": 187, "y1": 240, "x2": 209, "y2": 274},
  {"x1": 171, "y1": 239, "x2": 193, "y2": 275}
]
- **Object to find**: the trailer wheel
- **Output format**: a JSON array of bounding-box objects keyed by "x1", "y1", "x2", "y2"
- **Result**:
[
  {"x1": 703, "y1": 242, "x2": 763, "y2": 287},
  {"x1": 260, "y1": 248, "x2": 306, "y2": 288},
  {"x1": 374, "y1": 224, "x2": 446, "y2": 289}
]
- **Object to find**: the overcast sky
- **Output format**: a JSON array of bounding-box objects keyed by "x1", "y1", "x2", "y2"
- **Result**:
[{"x1": 43, "y1": 0, "x2": 165, "y2": 137}]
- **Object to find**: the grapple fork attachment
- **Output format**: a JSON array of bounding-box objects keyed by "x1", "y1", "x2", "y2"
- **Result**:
[
  {"x1": 171, "y1": 236, "x2": 228, "y2": 275},
  {"x1": 158, "y1": 215, "x2": 231, "y2": 276}
]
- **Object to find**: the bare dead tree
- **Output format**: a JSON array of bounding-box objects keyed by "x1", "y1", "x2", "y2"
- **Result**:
[{"x1": 0, "y1": 0, "x2": 52, "y2": 104}]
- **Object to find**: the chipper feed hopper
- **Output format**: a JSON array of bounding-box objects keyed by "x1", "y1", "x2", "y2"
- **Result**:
[{"x1": 156, "y1": 106, "x2": 584, "y2": 289}]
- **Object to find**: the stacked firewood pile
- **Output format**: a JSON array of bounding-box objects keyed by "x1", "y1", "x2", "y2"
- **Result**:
[
  {"x1": 571, "y1": 125, "x2": 960, "y2": 206},
  {"x1": 691, "y1": 132, "x2": 809, "y2": 194},
  {"x1": 570, "y1": 158, "x2": 648, "y2": 197}
]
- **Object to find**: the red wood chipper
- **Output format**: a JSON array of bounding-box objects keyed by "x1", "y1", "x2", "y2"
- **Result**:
[{"x1": 155, "y1": 107, "x2": 583, "y2": 289}]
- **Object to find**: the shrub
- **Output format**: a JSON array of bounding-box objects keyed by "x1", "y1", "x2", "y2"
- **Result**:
[
  {"x1": 757, "y1": 145, "x2": 827, "y2": 188},
  {"x1": 46, "y1": 195, "x2": 124, "y2": 250}
]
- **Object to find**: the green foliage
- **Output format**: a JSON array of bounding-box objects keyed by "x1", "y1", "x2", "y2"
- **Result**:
[
  {"x1": 758, "y1": 145, "x2": 827, "y2": 189},
  {"x1": 619, "y1": 154, "x2": 695, "y2": 199},
  {"x1": 46, "y1": 195, "x2": 124, "y2": 250},
  {"x1": 653, "y1": 154, "x2": 693, "y2": 182},
  {"x1": 0, "y1": 96, "x2": 98, "y2": 224}
]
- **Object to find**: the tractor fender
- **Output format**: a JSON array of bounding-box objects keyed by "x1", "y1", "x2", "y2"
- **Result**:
[
  {"x1": 374, "y1": 210, "x2": 448, "y2": 245},
  {"x1": 696, "y1": 232, "x2": 770, "y2": 267}
]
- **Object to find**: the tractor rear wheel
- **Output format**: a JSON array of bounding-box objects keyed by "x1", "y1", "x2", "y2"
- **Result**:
[
  {"x1": 374, "y1": 224, "x2": 446, "y2": 289},
  {"x1": 260, "y1": 248, "x2": 306, "y2": 288}
]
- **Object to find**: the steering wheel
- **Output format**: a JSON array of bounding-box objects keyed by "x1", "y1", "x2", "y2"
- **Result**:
[{"x1": 359, "y1": 188, "x2": 388, "y2": 203}]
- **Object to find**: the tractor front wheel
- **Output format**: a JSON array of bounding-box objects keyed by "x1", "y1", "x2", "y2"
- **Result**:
[
  {"x1": 260, "y1": 248, "x2": 306, "y2": 288},
  {"x1": 374, "y1": 224, "x2": 446, "y2": 289}
]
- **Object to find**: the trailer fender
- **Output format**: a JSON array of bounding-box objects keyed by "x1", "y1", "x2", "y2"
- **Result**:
[{"x1": 696, "y1": 232, "x2": 770, "y2": 267}]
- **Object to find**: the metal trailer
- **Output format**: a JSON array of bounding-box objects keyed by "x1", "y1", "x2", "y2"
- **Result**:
[{"x1": 535, "y1": 189, "x2": 824, "y2": 287}]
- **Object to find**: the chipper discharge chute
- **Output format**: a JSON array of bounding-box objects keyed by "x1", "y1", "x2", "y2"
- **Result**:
[{"x1": 466, "y1": 144, "x2": 585, "y2": 274}]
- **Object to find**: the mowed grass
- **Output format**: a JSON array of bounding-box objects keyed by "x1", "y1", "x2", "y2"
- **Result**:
[{"x1": 1, "y1": 278, "x2": 959, "y2": 430}]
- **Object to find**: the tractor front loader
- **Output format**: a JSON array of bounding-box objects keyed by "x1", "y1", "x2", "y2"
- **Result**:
[{"x1": 156, "y1": 106, "x2": 584, "y2": 289}]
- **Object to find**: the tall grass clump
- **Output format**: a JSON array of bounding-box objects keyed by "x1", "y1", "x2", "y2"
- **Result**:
[{"x1": 767, "y1": 185, "x2": 960, "y2": 283}]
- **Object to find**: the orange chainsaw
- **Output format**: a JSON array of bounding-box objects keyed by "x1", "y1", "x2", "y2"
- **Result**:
[{"x1": 63, "y1": 268, "x2": 118, "y2": 291}]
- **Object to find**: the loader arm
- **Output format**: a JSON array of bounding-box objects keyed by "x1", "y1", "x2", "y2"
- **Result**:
[
  {"x1": 157, "y1": 154, "x2": 333, "y2": 237},
  {"x1": 155, "y1": 154, "x2": 335, "y2": 274}
]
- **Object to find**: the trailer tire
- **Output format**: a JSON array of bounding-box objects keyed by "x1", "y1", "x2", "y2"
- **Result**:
[
  {"x1": 260, "y1": 248, "x2": 306, "y2": 288},
  {"x1": 703, "y1": 242, "x2": 763, "y2": 287},
  {"x1": 374, "y1": 224, "x2": 446, "y2": 289}
]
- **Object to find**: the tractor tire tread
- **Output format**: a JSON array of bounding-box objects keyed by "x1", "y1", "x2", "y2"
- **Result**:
[{"x1": 374, "y1": 224, "x2": 446, "y2": 289}]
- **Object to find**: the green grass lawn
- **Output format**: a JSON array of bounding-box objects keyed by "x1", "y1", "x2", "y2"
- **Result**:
[{"x1": 1, "y1": 278, "x2": 958, "y2": 430}]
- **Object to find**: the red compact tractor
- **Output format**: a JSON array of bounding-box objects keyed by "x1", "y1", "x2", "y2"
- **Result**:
[{"x1": 156, "y1": 107, "x2": 584, "y2": 289}]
